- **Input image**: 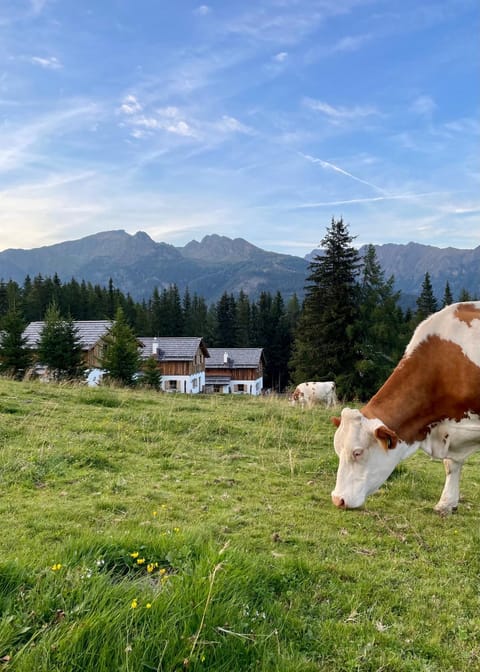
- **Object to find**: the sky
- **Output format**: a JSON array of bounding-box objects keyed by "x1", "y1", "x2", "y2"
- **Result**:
[{"x1": 0, "y1": 0, "x2": 479, "y2": 258}]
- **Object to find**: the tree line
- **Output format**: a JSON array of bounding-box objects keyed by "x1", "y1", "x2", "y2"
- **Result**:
[{"x1": 0, "y1": 218, "x2": 477, "y2": 398}]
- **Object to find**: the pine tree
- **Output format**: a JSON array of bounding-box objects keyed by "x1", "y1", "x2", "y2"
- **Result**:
[
  {"x1": 140, "y1": 355, "x2": 162, "y2": 390},
  {"x1": 442, "y1": 281, "x2": 453, "y2": 307},
  {"x1": 416, "y1": 272, "x2": 438, "y2": 322},
  {"x1": 214, "y1": 293, "x2": 237, "y2": 346},
  {"x1": 267, "y1": 292, "x2": 292, "y2": 391},
  {"x1": 289, "y1": 218, "x2": 362, "y2": 397},
  {"x1": 353, "y1": 245, "x2": 405, "y2": 398},
  {"x1": 458, "y1": 288, "x2": 472, "y2": 302},
  {"x1": 0, "y1": 306, "x2": 32, "y2": 379},
  {"x1": 234, "y1": 291, "x2": 251, "y2": 347},
  {"x1": 37, "y1": 302, "x2": 84, "y2": 380},
  {"x1": 99, "y1": 307, "x2": 141, "y2": 386}
]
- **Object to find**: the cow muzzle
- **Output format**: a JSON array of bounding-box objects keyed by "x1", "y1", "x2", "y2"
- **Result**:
[{"x1": 331, "y1": 494, "x2": 347, "y2": 509}]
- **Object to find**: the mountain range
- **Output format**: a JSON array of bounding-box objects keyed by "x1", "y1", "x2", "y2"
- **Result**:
[{"x1": 0, "y1": 230, "x2": 478, "y2": 306}]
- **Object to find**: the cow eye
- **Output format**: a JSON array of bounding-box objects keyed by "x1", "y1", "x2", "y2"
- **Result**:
[{"x1": 352, "y1": 449, "x2": 364, "y2": 460}]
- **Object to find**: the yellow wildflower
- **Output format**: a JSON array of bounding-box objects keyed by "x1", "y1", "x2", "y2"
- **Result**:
[
  {"x1": 147, "y1": 563, "x2": 155, "y2": 573},
  {"x1": 136, "y1": 558, "x2": 145, "y2": 565},
  {"x1": 130, "y1": 552, "x2": 139, "y2": 559},
  {"x1": 131, "y1": 599, "x2": 138, "y2": 609},
  {"x1": 51, "y1": 563, "x2": 62, "y2": 571},
  {"x1": 146, "y1": 603, "x2": 152, "y2": 609},
  {"x1": 152, "y1": 510, "x2": 158, "y2": 517}
]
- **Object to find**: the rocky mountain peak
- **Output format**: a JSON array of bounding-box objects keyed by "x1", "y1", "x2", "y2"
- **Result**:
[{"x1": 181, "y1": 234, "x2": 262, "y2": 262}]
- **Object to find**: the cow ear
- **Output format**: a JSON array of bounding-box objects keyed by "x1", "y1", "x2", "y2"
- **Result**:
[
  {"x1": 331, "y1": 416, "x2": 341, "y2": 428},
  {"x1": 375, "y1": 425, "x2": 398, "y2": 450}
]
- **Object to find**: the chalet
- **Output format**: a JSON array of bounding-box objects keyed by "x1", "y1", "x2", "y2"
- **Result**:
[
  {"x1": 23, "y1": 320, "x2": 112, "y2": 369},
  {"x1": 205, "y1": 348, "x2": 265, "y2": 395},
  {"x1": 139, "y1": 337, "x2": 209, "y2": 394}
]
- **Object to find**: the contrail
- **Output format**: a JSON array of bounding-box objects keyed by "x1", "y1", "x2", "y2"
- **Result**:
[
  {"x1": 295, "y1": 192, "x2": 443, "y2": 209},
  {"x1": 299, "y1": 152, "x2": 388, "y2": 195}
]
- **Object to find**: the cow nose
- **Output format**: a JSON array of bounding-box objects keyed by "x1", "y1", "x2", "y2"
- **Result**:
[{"x1": 332, "y1": 494, "x2": 346, "y2": 508}]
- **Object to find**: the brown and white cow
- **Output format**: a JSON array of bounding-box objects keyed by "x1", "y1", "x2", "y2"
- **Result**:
[
  {"x1": 290, "y1": 381, "x2": 338, "y2": 408},
  {"x1": 331, "y1": 302, "x2": 480, "y2": 514}
]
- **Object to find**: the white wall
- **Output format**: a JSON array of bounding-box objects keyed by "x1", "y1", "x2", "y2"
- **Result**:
[
  {"x1": 161, "y1": 372, "x2": 205, "y2": 394},
  {"x1": 229, "y1": 377, "x2": 263, "y2": 396}
]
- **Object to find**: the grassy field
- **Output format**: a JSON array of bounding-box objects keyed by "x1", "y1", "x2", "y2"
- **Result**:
[{"x1": 0, "y1": 379, "x2": 479, "y2": 671}]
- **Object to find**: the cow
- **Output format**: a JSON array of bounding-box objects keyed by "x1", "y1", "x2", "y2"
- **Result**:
[
  {"x1": 290, "y1": 381, "x2": 338, "y2": 408},
  {"x1": 331, "y1": 301, "x2": 480, "y2": 514}
]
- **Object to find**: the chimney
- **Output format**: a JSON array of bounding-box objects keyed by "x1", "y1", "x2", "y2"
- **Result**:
[
  {"x1": 152, "y1": 337, "x2": 158, "y2": 356},
  {"x1": 223, "y1": 351, "x2": 229, "y2": 365}
]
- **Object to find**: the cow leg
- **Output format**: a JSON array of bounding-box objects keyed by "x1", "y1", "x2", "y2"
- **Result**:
[{"x1": 434, "y1": 458, "x2": 463, "y2": 515}]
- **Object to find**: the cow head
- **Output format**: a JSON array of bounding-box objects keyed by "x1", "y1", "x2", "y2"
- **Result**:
[
  {"x1": 330, "y1": 408, "x2": 412, "y2": 509},
  {"x1": 289, "y1": 389, "x2": 303, "y2": 406}
]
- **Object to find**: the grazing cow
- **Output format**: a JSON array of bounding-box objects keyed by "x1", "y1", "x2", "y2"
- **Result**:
[
  {"x1": 290, "y1": 381, "x2": 338, "y2": 408},
  {"x1": 331, "y1": 302, "x2": 480, "y2": 514}
]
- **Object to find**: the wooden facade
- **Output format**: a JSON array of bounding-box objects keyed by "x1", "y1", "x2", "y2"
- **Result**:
[{"x1": 205, "y1": 348, "x2": 265, "y2": 395}]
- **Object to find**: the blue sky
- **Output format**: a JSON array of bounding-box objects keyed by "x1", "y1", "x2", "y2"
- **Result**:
[{"x1": 0, "y1": 0, "x2": 479, "y2": 257}]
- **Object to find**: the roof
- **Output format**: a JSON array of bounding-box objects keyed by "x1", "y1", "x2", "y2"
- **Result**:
[
  {"x1": 206, "y1": 348, "x2": 265, "y2": 369},
  {"x1": 139, "y1": 337, "x2": 210, "y2": 361},
  {"x1": 204, "y1": 376, "x2": 231, "y2": 385},
  {"x1": 23, "y1": 320, "x2": 112, "y2": 349}
]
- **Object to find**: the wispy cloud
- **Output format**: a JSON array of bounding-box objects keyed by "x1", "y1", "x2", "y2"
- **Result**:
[
  {"x1": 303, "y1": 98, "x2": 379, "y2": 123},
  {"x1": 215, "y1": 115, "x2": 254, "y2": 135},
  {"x1": 118, "y1": 92, "x2": 254, "y2": 144},
  {"x1": 119, "y1": 94, "x2": 142, "y2": 115},
  {"x1": 194, "y1": 5, "x2": 211, "y2": 16},
  {"x1": 30, "y1": 0, "x2": 49, "y2": 14},
  {"x1": 410, "y1": 94, "x2": 436, "y2": 117},
  {"x1": 333, "y1": 33, "x2": 372, "y2": 52},
  {"x1": 30, "y1": 56, "x2": 62, "y2": 70},
  {"x1": 0, "y1": 102, "x2": 99, "y2": 173}
]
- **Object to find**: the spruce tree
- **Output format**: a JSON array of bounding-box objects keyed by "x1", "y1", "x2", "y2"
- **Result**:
[
  {"x1": 99, "y1": 307, "x2": 141, "y2": 386},
  {"x1": 0, "y1": 307, "x2": 32, "y2": 379},
  {"x1": 267, "y1": 292, "x2": 292, "y2": 391},
  {"x1": 416, "y1": 272, "x2": 438, "y2": 322},
  {"x1": 234, "y1": 291, "x2": 251, "y2": 347},
  {"x1": 37, "y1": 303, "x2": 84, "y2": 380},
  {"x1": 354, "y1": 245, "x2": 404, "y2": 398},
  {"x1": 458, "y1": 288, "x2": 472, "y2": 302},
  {"x1": 442, "y1": 281, "x2": 453, "y2": 307},
  {"x1": 289, "y1": 217, "x2": 361, "y2": 397},
  {"x1": 140, "y1": 355, "x2": 162, "y2": 390},
  {"x1": 214, "y1": 293, "x2": 237, "y2": 346}
]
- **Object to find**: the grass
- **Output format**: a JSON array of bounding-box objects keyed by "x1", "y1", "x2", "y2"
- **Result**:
[{"x1": 0, "y1": 378, "x2": 479, "y2": 671}]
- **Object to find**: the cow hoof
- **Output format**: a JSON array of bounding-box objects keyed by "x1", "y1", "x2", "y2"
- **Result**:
[{"x1": 433, "y1": 503, "x2": 458, "y2": 516}]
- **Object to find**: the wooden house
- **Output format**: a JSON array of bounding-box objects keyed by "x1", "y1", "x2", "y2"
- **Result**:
[
  {"x1": 204, "y1": 348, "x2": 265, "y2": 395},
  {"x1": 23, "y1": 320, "x2": 112, "y2": 369},
  {"x1": 139, "y1": 336, "x2": 210, "y2": 394}
]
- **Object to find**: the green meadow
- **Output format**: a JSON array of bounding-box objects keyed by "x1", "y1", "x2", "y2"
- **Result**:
[{"x1": 0, "y1": 379, "x2": 479, "y2": 671}]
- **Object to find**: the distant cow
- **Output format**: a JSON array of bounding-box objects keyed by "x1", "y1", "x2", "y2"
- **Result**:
[
  {"x1": 290, "y1": 381, "x2": 338, "y2": 408},
  {"x1": 331, "y1": 302, "x2": 480, "y2": 514}
]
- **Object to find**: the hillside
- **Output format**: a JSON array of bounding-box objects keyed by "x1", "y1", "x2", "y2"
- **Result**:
[
  {"x1": 0, "y1": 231, "x2": 308, "y2": 302},
  {"x1": 0, "y1": 230, "x2": 478, "y2": 303}
]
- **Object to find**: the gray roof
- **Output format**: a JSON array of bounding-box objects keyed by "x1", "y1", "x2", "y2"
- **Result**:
[
  {"x1": 140, "y1": 337, "x2": 209, "y2": 361},
  {"x1": 23, "y1": 320, "x2": 112, "y2": 349},
  {"x1": 205, "y1": 376, "x2": 231, "y2": 385},
  {"x1": 206, "y1": 348, "x2": 265, "y2": 369}
]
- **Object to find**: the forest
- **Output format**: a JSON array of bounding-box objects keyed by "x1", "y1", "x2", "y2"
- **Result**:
[{"x1": 0, "y1": 219, "x2": 477, "y2": 399}]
